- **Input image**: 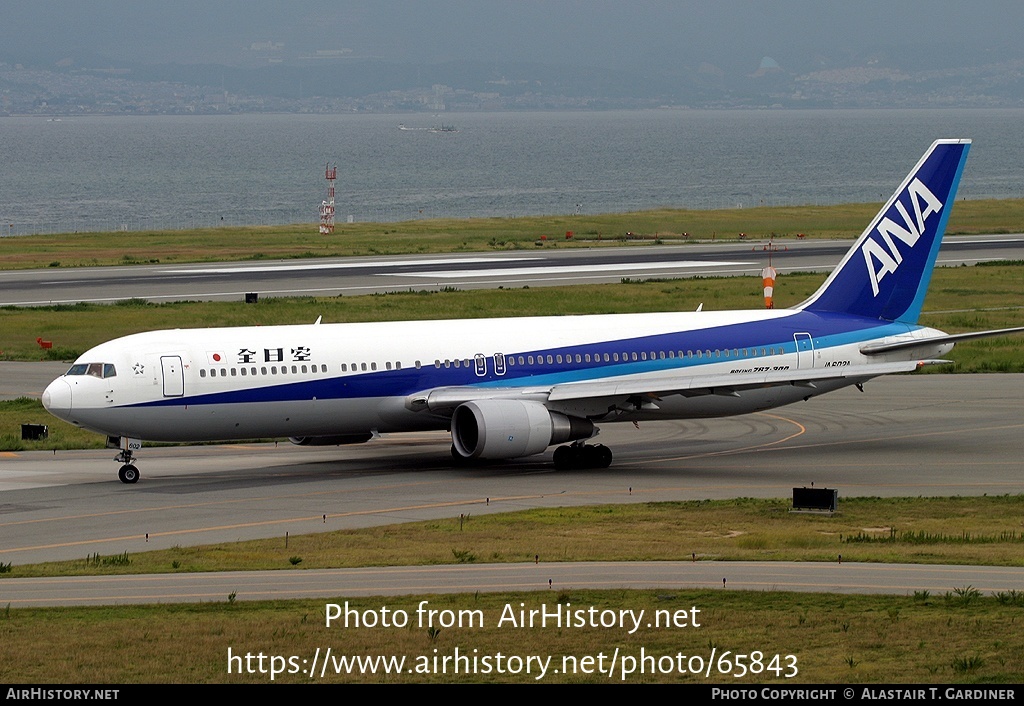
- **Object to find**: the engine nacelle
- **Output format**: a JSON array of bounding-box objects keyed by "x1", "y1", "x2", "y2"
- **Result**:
[
  {"x1": 451, "y1": 399, "x2": 594, "y2": 460},
  {"x1": 289, "y1": 433, "x2": 374, "y2": 446}
]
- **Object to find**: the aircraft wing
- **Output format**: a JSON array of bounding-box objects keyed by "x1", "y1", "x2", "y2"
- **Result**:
[
  {"x1": 545, "y1": 360, "x2": 939, "y2": 402},
  {"x1": 411, "y1": 359, "x2": 943, "y2": 416},
  {"x1": 409, "y1": 385, "x2": 552, "y2": 413}
]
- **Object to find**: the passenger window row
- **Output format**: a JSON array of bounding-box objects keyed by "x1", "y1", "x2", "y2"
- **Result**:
[
  {"x1": 195, "y1": 347, "x2": 783, "y2": 379},
  {"x1": 434, "y1": 347, "x2": 781, "y2": 368},
  {"x1": 199, "y1": 364, "x2": 328, "y2": 378}
]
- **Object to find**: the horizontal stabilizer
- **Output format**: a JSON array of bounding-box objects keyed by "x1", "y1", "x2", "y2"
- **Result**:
[{"x1": 860, "y1": 325, "x2": 1024, "y2": 355}]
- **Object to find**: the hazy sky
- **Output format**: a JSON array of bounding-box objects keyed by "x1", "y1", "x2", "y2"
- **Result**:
[{"x1": 4, "y1": 1, "x2": 1024, "y2": 73}]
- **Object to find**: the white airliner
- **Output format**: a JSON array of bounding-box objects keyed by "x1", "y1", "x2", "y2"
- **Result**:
[{"x1": 41, "y1": 139, "x2": 1023, "y2": 483}]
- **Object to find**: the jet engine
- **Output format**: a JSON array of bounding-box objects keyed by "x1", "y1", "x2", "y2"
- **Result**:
[{"x1": 451, "y1": 399, "x2": 594, "y2": 460}]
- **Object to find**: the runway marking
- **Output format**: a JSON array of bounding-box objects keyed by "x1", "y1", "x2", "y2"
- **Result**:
[
  {"x1": 40, "y1": 274, "x2": 221, "y2": 286},
  {"x1": 398, "y1": 260, "x2": 753, "y2": 278},
  {"x1": 624, "y1": 413, "x2": 1024, "y2": 469},
  {"x1": 161, "y1": 257, "x2": 537, "y2": 274},
  {"x1": 945, "y1": 236, "x2": 1024, "y2": 244},
  {"x1": 620, "y1": 412, "x2": 807, "y2": 467},
  {"x1": 748, "y1": 420, "x2": 1024, "y2": 453}
]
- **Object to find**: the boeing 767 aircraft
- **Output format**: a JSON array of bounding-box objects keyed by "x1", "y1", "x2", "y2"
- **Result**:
[{"x1": 41, "y1": 139, "x2": 1022, "y2": 483}]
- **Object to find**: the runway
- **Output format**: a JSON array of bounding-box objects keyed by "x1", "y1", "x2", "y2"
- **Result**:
[
  {"x1": 2, "y1": 375, "x2": 1021, "y2": 568},
  {"x1": 2, "y1": 234, "x2": 1022, "y2": 305}
]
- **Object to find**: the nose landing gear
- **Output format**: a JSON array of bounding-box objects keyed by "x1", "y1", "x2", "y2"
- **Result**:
[{"x1": 115, "y1": 449, "x2": 140, "y2": 484}]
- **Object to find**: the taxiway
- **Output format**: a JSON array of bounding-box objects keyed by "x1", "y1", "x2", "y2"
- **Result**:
[{"x1": 1, "y1": 375, "x2": 1021, "y2": 567}]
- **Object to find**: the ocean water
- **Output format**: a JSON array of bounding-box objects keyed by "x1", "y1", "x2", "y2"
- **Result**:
[{"x1": 1, "y1": 109, "x2": 1021, "y2": 235}]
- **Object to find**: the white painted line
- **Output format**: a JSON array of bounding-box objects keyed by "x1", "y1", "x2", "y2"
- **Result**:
[
  {"x1": 394, "y1": 260, "x2": 754, "y2": 278},
  {"x1": 948, "y1": 237, "x2": 1024, "y2": 244},
  {"x1": 161, "y1": 257, "x2": 539, "y2": 275}
]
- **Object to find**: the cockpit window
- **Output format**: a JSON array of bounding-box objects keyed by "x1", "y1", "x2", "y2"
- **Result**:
[{"x1": 65, "y1": 363, "x2": 117, "y2": 378}]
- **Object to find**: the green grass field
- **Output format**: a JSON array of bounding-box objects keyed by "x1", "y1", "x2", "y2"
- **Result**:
[
  {"x1": 3, "y1": 589, "x2": 1023, "y2": 683},
  {"x1": 3, "y1": 198, "x2": 1024, "y2": 270}
]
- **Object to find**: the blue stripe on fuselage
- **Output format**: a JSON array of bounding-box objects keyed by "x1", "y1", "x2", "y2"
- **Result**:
[{"x1": 126, "y1": 311, "x2": 901, "y2": 409}]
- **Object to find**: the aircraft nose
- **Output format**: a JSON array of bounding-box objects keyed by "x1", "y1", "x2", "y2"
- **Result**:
[{"x1": 42, "y1": 378, "x2": 72, "y2": 418}]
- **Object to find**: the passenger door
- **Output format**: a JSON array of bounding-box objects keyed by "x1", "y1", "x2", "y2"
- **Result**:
[{"x1": 161, "y1": 355, "x2": 185, "y2": 397}]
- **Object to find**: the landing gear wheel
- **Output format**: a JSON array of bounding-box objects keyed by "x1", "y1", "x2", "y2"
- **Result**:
[
  {"x1": 118, "y1": 464, "x2": 140, "y2": 484},
  {"x1": 114, "y1": 446, "x2": 140, "y2": 483},
  {"x1": 553, "y1": 443, "x2": 613, "y2": 470},
  {"x1": 553, "y1": 445, "x2": 573, "y2": 470}
]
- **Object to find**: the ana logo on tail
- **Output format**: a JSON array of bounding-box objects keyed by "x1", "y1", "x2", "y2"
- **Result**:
[
  {"x1": 861, "y1": 177, "x2": 943, "y2": 297},
  {"x1": 799, "y1": 139, "x2": 968, "y2": 323}
]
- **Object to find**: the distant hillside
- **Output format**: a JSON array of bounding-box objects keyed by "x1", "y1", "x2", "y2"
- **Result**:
[{"x1": 3, "y1": 52, "x2": 1024, "y2": 115}]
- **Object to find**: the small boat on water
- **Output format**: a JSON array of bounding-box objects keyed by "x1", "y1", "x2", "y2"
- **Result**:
[{"x1": 399, "y1": 123, "x2": 457, "y2": 133}]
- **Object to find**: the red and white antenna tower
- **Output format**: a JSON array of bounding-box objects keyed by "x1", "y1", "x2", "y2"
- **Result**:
[{"x1": 319, "y1": 163, "x2": 336, "y2": 234}]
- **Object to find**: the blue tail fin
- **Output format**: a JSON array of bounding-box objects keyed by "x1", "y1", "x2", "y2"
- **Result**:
[{"x1": 799, "y1": 139, "x2": 971, "y2": 323}]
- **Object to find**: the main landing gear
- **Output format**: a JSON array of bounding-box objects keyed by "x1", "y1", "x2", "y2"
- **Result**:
[
  {"x1": 552, "y1": 441, "x2": 612, "y2": 470},
  {"x1": 115, "y1": 448, "x2": 140, "y2": 484}
]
